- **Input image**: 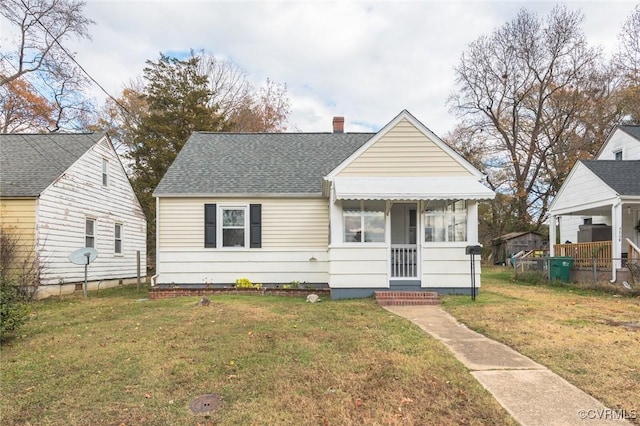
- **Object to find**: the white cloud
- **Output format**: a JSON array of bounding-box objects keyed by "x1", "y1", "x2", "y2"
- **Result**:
[{"x1": 54, "y1": 0, "x2": 638, "y2": 136}]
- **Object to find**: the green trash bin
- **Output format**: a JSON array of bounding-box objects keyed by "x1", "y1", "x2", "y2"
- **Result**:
[{"x1": 548, "y1": 257, "x2": 574, "y2": 282}]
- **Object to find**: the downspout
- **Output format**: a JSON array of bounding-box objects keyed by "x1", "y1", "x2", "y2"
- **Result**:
[{"x1": 150, "y1": 274, "x2": 158, "y2": 287}]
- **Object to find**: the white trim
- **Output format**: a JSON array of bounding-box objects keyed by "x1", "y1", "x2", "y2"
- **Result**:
[{"x1": 218, "y1": 204, "x2": 250, "y2": 249}]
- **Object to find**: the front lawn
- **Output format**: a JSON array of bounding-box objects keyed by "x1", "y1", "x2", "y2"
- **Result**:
[
  {"x1": 1, "y1": 286, "x2": 515, "y2": 425},
  {"x1": 442, "y1": 266, "x2": 640, "y2": 424}
]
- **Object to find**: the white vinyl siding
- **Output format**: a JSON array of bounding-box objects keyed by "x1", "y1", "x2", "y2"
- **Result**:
[
  {"x1": 337, "y1": 118, "x2": 472, "y2": 177},
  {"x1": 328, "y1": 247, "x2": 388, "y2": 288},
  {"x1": 421, "y1": 245, "x2": 480, "y2": 288},
  {"x1": 156, "y1": 197, "x2": 329, "y2": 285},
  {"x1": 550, "y1": 163, "x2": 618, "y2": 214},
  {"x1": 597, "y1": 128, "x2": 640, "y2": 160}
]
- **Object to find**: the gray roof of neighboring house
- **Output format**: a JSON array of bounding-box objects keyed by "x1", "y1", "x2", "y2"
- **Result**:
[
  {"x1": 581, "y1": 160, "x2": 640, "y2": 196},
  {"x1": 0, "y1": 133, "x2": 102, "y2": 197},
  {"x1": 619, "y1": 125, "x2": 640, "y2": 141},
  {"x1": 154, "y1": 132, "x2": 376, "y2": 195}
]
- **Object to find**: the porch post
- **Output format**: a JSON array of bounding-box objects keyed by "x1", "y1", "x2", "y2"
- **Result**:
[
  {"x1": 549, "y1": 214, "x2": 556, "y2": 257},
  {"x1": 612, "y1": 201, "x2": 622, "y2": 280},
  {"x1": 329, "y1": 182, "x2": 342, "y2": 245}
]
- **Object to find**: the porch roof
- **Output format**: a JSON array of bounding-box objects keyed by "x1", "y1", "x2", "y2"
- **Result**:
[{"x1": 333, "y1": 176, "x2": 495, "y2": 201}]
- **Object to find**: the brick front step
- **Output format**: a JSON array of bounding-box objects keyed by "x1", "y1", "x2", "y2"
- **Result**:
[{"x1": 374, "y1": 291, "x2": 440, "y2": 306}]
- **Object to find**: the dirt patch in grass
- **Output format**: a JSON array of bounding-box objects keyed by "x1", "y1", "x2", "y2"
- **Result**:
[
  {"x1": 1, "y1": 287, "x2": 515, "y2": 425},
  {"x1": 443, "y1": 266, "x2": 640, "y2": 424}
]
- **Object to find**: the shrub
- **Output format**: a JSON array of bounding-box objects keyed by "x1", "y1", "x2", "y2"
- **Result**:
[
  {"x1": 234, "y1": 278, "x2": 262, "y2": 289},
  {"x1": 0, "y1": 275, "x2": 28, "y2": 340}
]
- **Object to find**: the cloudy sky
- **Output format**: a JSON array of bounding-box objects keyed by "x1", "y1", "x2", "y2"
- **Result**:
[{"x1": 45, "y1": 1, "x2": 640, "y2": 136}]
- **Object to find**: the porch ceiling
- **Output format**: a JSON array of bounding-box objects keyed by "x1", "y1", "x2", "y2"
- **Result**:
[{"x1": 333, "y1": 176, "x2": 495, "y2": 201}]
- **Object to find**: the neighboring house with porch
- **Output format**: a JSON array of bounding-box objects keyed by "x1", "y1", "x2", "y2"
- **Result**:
[
  {"x1": 153, "y1": 110, "x2": 495, "y2": 299},
  {"x1": 548, "y1": 125, "x2": 640, "y2": 281},
  {"x1": 0, "y1": 133, "x2": 147, "y2": 298}
]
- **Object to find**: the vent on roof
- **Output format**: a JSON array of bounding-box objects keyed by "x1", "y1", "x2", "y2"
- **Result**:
[{"x1": 333, "y1": 116, "x2": 344, "y2": 133}]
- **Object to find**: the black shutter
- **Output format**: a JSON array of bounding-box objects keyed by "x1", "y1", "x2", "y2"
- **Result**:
[
  {"x1": 204, "y1": 204, "x2": 216, "y2": 248},
  {"x1": 250, "y1": 204, "x2": 262, "y2": 248}
]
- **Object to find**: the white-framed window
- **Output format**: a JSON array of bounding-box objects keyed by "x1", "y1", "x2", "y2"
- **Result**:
[
  {"x1": 220, "y1": 206, "x2": 248, "y2": 248},
  {"x1": 343, "y1": 200, "x2": 385, "y2": 243},
  {"x1": 102, "y1": 158, "x2": 109, "y2": 186},
  {"x1": 424, "y1": 200, "x2": 467, "y2": 242},
  {"x1": 114, "y1": 223, "x2": 122, "y2": 254},
  {"x1": 614, "y1": 150, "x2": 623, "y2": 161},
  {"x1": 85, "y1": 218, "x2": 95, "y2": 248}
]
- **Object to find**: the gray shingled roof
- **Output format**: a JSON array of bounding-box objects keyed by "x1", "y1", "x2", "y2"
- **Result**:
[
  {"x1": 581, "y1": 160, "x2": 640, "y2": 196},
  {"x1": 154, "y1": 132, "x2": 375, "y2": 195},
  {"x1": 619, "y1": 125, "x2": 640, "y2": 141},
  {"x1": 0, "y1": 133, "x2": 102, "y2": 197}
]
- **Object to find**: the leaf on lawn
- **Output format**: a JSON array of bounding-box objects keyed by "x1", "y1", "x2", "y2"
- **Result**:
[
  {"x1": 144, "y1": 393, "x2": 152, "y2": 399},
  {"x1": 400, "y1": 397, "x2": 414, "y2": 404}
]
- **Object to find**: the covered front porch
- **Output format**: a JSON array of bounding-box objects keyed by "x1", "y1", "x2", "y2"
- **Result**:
[
  {"x1": 326, "y1": 176, "x2": 494, "y2": 297},
  {"x1": 549, "y1": 200, "x2": 640, "y2": 281}
]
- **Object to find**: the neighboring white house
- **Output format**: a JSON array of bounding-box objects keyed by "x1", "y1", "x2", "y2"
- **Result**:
[
  {"x1": 549, "y1": 125, "x2": 640, "y2": 280},
  {"x1": 0, "y1": 133, "x2": 147, "y2": 298},
  {"x1": 153, "y1": 110, "x2": 495, "y2": 298}
]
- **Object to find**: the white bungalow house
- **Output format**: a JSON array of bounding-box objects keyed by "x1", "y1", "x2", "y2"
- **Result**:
[
  {"x1": 0, "y1": 133, "x2": 147, "y2": 298},
  {"x1": 548, "y1": 125, "x2": 640, "y2": 281},
  {"x1": 153, "y1": 110, "x2": 495, "y2": 299}
]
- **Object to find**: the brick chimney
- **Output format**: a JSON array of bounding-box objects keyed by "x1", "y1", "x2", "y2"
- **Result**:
[{"x1": 332, "y1": 116, "x2": 344, "y2": 133}]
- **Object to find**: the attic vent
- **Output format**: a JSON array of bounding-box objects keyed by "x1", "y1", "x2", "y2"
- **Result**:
[{"x1": 333, "y1": 116, "x2": 344, "y2": 133}]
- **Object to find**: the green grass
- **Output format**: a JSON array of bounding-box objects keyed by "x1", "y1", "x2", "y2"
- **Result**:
[
  {"x1": 1, "y1": 286, "x2": 515, "y2": 425},
  {"x1": 442, "y1": 265, "x2": 640, "y2": 425}
]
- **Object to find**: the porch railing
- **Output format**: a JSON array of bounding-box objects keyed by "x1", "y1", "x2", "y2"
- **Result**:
[
  {"x1": 553, "y1": 241, "x2": 612, "y2": 269},
  {"x1": 391, "y1": 244, "x2": 417, "y2": 278}
]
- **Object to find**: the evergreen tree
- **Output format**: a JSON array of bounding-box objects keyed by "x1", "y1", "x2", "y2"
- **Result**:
[{"x1": 128, "y1": 53, "x2": 228, "y2": 265}]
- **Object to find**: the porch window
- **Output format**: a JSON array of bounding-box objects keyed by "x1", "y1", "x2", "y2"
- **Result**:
[
  {"x1": 343, "y1": 200, "x2": 385, "y2": 243},
  {"x1": 424, "y1": 200, "x2": 467, "y2": 242}
]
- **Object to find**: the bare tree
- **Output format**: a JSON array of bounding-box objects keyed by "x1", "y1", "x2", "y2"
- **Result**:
[
  {"x1": 0, "y1": 0, "x2": 95, "y2": 131},
  {"x1": 613, "y1": 4, "x2": 640, "y2": 123},
  {"x1": 196, "y1": 52, "x2": 290, "y2": 132},
  {"x1": 448, "y1": 6, "x2": 621, "y2": 230},
  {"x1": 0, "y1": 0, "x2": 93, "y2": 85}
]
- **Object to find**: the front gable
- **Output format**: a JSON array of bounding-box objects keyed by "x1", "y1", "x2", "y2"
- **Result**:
[
  {"x1": 329, "y1": 111, "x2": 478, "y2": 178},
  {"x1": 596, "y1": 126, "x2": 640, "y2": 160},
  {"x1": 549, "y1": 162, "x2": 618, "y2": 215}
]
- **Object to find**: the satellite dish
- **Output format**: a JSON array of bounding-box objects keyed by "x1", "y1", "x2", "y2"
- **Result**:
[
  {"x1": 69, "y1": 247, "x2": 98, "y2": 265},
  {"x1": 69, "y1": 248, "x2": 98, "y2": 299}
]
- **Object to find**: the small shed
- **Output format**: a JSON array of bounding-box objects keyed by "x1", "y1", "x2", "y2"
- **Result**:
[{"x1": 491, "y1": 232, "x2": 547, "y2": 265}]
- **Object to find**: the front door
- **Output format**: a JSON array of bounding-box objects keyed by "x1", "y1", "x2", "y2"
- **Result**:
[{"x1": 390, "y1": 203, "x2": 418, "y2": 278}]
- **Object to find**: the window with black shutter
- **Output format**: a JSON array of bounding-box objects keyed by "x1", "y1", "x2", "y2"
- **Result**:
[
  {"x1": 250, "y1": 204, "x2": 262, "y2": 248},
  {"x1": 204, "y1": 204, "x2": 216, "y2": 248}
]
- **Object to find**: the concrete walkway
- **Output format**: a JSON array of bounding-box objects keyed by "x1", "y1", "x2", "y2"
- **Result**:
[{"x1": 385, "y1": 306, "x2": 631, "y2": 426}]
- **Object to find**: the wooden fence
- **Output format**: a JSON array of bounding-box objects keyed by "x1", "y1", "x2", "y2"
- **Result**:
[{"x1": 553, "y1": 241, "x2": 612, "y2": 269}]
